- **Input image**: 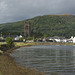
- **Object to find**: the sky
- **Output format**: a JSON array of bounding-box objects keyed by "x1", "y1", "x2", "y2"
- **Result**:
[{"x1": 0, "y1": 0, "x2": 75, "y2": 24}]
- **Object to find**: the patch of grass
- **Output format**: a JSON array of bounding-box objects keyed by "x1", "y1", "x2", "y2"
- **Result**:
[
  {"x1": 15, "y1": 42, "x2": 26, "y2": 47},
  {"x1": 0, "y1": 42, "x2": 6, "y2": 45},
  {"x1": 0, "y1": 72, "x2": 2, "y2": 75},
  {"x1": 15, "y1": 42, "x2": 75, "y2": 47},
  {"x1": 0, "y1": 42, "x2": 75, "y2": 47}
]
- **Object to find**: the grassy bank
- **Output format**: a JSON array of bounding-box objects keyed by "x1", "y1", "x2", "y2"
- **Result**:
[
  {"x1": 0, "y1": 47, "x2": 44, "y2": 75},
  {"x1": 0, "y1": 42, "x2": 75, "y2": 47},
  {"x1": 15, "y1": 42, "x2": 75, "y2": 47}
]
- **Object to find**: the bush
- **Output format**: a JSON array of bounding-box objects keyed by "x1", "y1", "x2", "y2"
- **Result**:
[
  {"x1": 26, "y1": 37, "x2": 33, "y2": 40},
  {"x1": 5, "y1": 37, "x2": 15, "y2": 48}
]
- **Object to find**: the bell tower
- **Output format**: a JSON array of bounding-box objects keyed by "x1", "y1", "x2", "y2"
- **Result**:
[{"x1": 24, "y1": 22, "x2": 31, "y2": 37}]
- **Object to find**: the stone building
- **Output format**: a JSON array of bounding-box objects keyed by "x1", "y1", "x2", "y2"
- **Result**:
[{"x1": 24, "y1": 22, "x2": 31, "y2": 37}]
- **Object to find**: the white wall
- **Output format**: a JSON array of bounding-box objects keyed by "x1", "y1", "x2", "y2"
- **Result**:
[{"x1": 73, "y1": 37, "x2": 75, "y2": 43}]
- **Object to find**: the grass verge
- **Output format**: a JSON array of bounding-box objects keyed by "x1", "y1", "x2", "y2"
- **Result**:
[
  {"x1": 15, "y1": 42, "x2": 75, "y2": 47},
  {"x1": 0, "y1": 72, "x2": 1, "y2": 75}
]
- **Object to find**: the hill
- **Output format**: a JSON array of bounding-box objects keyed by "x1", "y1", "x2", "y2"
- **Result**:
[{"x1": 0, "y1": 15, "x2": 75, "y2": 38}]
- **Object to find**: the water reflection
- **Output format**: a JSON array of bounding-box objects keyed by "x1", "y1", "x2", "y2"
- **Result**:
[{"x1": 10, "y1": 45, "x2": 75, "y2": 74}]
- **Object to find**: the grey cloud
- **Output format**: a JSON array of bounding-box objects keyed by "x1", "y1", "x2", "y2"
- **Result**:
[{"x1": 0, "y1": 0, "x2": 75, "y2": 24}]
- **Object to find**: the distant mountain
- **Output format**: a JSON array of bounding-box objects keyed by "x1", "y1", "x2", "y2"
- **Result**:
[{"x1": 0, "y1": 14, "x2": 75, "y2": 38}]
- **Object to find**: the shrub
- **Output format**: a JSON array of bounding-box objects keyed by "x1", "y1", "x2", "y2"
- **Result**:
[
  {"x1": 26, "y1": 37, "x2": 33, "y2": 40},
  {"x1": 5, "y1": 37, "x2": 15, "y2": 48}
]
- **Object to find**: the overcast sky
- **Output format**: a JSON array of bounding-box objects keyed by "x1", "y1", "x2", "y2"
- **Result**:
[{"x1": 0, "y1": 0, "x2": 75, "y2": 24}]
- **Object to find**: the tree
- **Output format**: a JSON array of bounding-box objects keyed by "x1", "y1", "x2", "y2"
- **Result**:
[{"x1": 5, "y1": 37, "x2": 15, "y2": 48}]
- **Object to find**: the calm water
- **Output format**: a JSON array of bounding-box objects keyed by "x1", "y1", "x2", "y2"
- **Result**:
[{"x1": 10, "y1": 45, "x2": 75, "y2": 75}]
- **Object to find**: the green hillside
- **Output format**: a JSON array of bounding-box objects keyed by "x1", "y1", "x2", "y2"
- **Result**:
[{"x1": 0, "y1": 15, "x2": 75, "y2": 38}]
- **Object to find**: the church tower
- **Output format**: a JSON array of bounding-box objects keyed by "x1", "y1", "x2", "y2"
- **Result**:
[{"x1": 24, "y1": 22, "x2": 31, "y2": 37}]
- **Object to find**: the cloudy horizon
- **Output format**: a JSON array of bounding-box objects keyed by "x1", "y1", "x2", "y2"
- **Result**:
[{"x1": 0, "y1": 0, "x2": 75, "y2": 24}]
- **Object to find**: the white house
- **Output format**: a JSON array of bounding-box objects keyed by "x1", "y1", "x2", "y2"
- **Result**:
[
  {"x1": 73, "y1": 37, "x2": 75, "y2": 43},
  {"x1": 14, "y1": 36, "x2": 19, "y2": 40},
  {"x1": 54, "y1": 38, "x2": 67, "y2": 43},
  {"x1": 46, "y1": 37, "x2": 67, "y2": 43},
  {"x1": 14, "y1": 35, "x2": 23, "y2": 40},
  {"x1": 19, "y1": 35, "x2": 22, "y2": 38},
  {"x1": 69, "y1": 36, "x2": 75, "y2": 43}
]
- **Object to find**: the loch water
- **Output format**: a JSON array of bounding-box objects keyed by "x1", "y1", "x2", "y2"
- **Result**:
[{"x1": 10, "y1": 45, "x2": 75, "y2": 75}]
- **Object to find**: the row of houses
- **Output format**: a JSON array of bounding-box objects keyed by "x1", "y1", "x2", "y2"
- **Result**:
[
  {"x1": 69, "y1": 36, "x2": 75, "y2": 43},
  {"x1": 0, "y1": 35, "x2": 75, "y2": 43},
  {"x1": 0, "y1": 35, "x2": 23, "y2": 41},
  {"x1": 37, "y1": 36, "x2": 75, "y2": 43}
]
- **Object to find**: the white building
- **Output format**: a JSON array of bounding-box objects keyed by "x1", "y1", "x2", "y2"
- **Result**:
[
  {"x1": 69, "y1": 36, "x2": 75, "y2": 43},
  {"x1": 14, "y1": 35, "x2": 23, "y2": 40},
  {"x1": 46, "y1": 37, "x2": 67, "y2": 43},
  {"x1": 73, "y1": 37, "x2": 75, "y2": 43},
  {"x1": 19, "y1": 35, "x2": 22, "y2": 38},
  {"x1": 14, "y1": 36, "x2": 19, "y2": 40},
  {"x1": 54, "y1": 38, "x2": 67, "y2": 43}
]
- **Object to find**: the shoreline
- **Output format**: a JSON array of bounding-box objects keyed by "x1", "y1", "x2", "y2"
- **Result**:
[
  {"x1": 0, "y1": 42, "x2": 75, "y2": 75},
  {"x1": 0, "y1": 46, "x2": 44, "y2": 75},
  {"x1": 15, "y1": 42, "x2": 75, "y2": 47}
]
